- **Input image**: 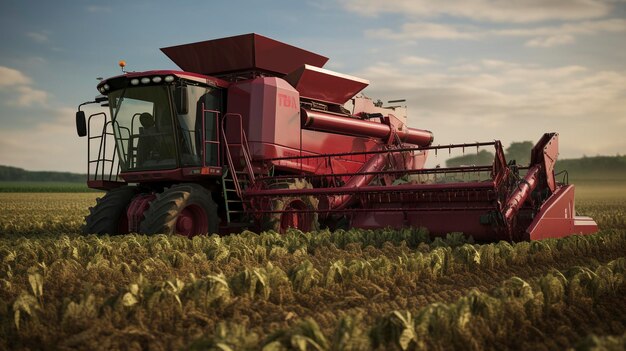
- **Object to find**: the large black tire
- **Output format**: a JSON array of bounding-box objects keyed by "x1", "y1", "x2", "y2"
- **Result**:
[
  {"x1": 263, "y1": 179, "x2": 319, "y2": 233},
  {"x1": 139, "y1": 184, "x2": 219, "y2": 237},
  {"x1": 83, "y1": 186, "x2": 138, "y2": 235}
]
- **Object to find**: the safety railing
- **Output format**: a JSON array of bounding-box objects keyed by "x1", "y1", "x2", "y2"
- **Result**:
[
  {"x1": 220, "y1": 113, "x2": 255, "y2": 197},
  {"x1": 255, "y1": 141, "x2": 504, "y2": 188},
  {"x1": 87, "y1": 112, "x2": 123, "y2": 184},
  {"x1": 202, "y1": 105, "x2": 221, "y2": 167}
]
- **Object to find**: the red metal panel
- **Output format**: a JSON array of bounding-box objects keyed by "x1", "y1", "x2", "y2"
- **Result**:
[
  {"x1": 228, "y1": 77, "x2": 300, "y2": 149},
  {"x1": 405, "y1": 210, "x2": 500, "y2": 241},
  {"x1": 351, "y1": 208, "x2": 404, "y2": 229},
  {"x1": 160, "y1": 34, "x2": 328, "y2": 76},
  {"x1": 228, "y1": 77, "x2": 384, "y2": 176},
  {"x1": 526, "y1": 184, "x2": 597, "y2": 240},
  {"x1": 254, "y1": 36, "x2": 328, "y2": 75},
  {"x1": 120, "y1": 167, "x2": 220, "y2": 182},
  {"x1": 573, "y1": 217, "x2": 598, "y2": 235},
  {"x1": 284, "y1": 65, "x2": 369, "y2": 104},
  {"x1": 530, "y1": 133, "x2": 559, "y2": 192},
  {"x1": 249, "y1": 141, "x2": 373, "y2": 175},
  {"x1": 226, "y1": 80, "x2": 253, "y2": 139},
  {"x1": 351, "y1": 207, "x2": 501, "y2": 242},
  {"x1": 86, "y1": 180, "x2": 126, "y2": 190},
  {"x1": 542, "y1": 136, "x2": 559, "y2": 192}
]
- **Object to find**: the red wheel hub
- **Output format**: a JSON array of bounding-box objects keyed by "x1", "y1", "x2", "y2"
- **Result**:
[
  {"x1": 280, "y1": 200, "x2": 310, "y2": 232},
  {"x1": 126, "y1": 194, "x2": 156, "y2": 233},
  {"x1": 176, "y1": 204, "x2": 208, "y2": 238}
]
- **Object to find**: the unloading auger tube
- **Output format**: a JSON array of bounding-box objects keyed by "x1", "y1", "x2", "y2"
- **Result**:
[{"x1": 301, "y1": 109, "x2": 434, "y2": 147}]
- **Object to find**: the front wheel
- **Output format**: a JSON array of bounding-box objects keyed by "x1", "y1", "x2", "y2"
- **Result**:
[
  {"x1": 139, "y1": 184, "x2": 219, "y2": 237},
  {"x1": 83, "y1": 185, "x2": 138, "y2": 235}
]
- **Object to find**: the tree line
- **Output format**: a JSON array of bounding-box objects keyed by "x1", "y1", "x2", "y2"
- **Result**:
[
  {"x1": 445, "y1": 142, "x2": 626, "y2": 177},
  {"x1": 0, "y1": 165, "x2": 86, "y2": 182}
]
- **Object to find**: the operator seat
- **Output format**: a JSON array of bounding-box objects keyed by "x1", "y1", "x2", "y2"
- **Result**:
[
  {"x1": 136, "y1": 112, "x2": 161, "y2": 167},
  {"x1": 140, "y1": 112, "x2": 155, "y2": 129}
]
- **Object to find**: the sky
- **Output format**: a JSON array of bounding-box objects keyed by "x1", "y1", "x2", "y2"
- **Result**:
[{"x1": 0, "y1": 0, "x2": 625, "y2": 173}]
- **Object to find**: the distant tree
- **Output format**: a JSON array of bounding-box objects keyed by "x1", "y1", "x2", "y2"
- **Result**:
[
  {"x1": 443, "y1": 149, "x2": 626, "y2": 180},
  {"x1": 505, "y1": 141, "x2": 533, "y2": 165},
  {"x1": 446, "y1": 150, "x2": 494, "y2": 167},
  {"x1": 0, "y1": 165, "x2": 25, "y2": 180},
  {"x1": 0, "y1": 165, "x2": 86, "y2": 182}
]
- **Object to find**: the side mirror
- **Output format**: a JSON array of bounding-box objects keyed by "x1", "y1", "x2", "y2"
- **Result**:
[
  {"x1": 95, "y1": 94, "x2": 109, "y2": 107},
  {"x1": 76, "y1": 111, "x2": 87, "y2": 137},
  {"x1": 95, "y1": 94, "x2": 108, "y2": 103},
  {"x1": 174, "y1": 86, "x2": 188, "y2": 115}
]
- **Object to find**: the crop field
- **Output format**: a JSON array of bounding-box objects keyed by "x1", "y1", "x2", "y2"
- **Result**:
[{"x1": 1, "y1": 191, "x2": 625, "y2": 350}]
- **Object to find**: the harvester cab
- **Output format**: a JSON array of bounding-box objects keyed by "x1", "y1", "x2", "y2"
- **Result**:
[
  {"x1": 75, "y1": 33, "x2": 597, "y2": 241},
  {"x1": 78, "y1": 72, "x2": 223, "y2": 173}
]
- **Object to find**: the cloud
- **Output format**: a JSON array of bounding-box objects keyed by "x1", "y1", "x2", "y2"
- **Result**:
[
  {"x1": 365, "y1": 18, "x2": 626, "y2": 48},
  {"x1": 494, "y1": 18, "x2": 626, "y2": 37},
  {"x1": 400, "y1": 56, "x2": 437, "y2": 66},
  {"x1": 352, "y1": 59, "x2": 626, "y2": 158},
  {"x1": 0, "y1": 106, "x2": 86, "y2": 173},
  {"x1": 0, "y1": 66, "x2": 32, "y2": 86},
  {"x1": 0, "y1": 67, "x2": 85, "y2": 172},
  {"x1": 340, "y1": 0, "x2": 612, "y2": 23},
  {"x1": 13, "y1": 86, "x2": 48, "y2": 107},
  {"x1": 496, "y1": 18, "x2": 626, "y2": 47},
  {"x1": 448, "y1": 64, "x2": 482, "y2": 72},
  {"x1": 367, "y1": 23, "x2": 478, "y2": 40},
  {"x1": 525, "y1": 34, "x2": 575, "y2": 47},
  {"x1": 26, "y1": 31, "x2": 49, "y2": 43},
  {"x1": 0, "y1": 66, "x2": 101, "y2": 172},
  {"x1": 0, "y1": 66, "x2": 48, "y2": 107}
]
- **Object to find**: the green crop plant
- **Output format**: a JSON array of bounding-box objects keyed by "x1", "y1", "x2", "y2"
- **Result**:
[
  {"x1": 325, "y1": 260, "x2": 346, "y2": 287},
  {"x1": 371, "y1": 310, "x2": 417, "y2": 350},
  {"x1": 0, "y1": 193, "x2": 625, "y2": 350},
  {"x1": 289, "y1": 260, "x2": 321, "y2": 293}
]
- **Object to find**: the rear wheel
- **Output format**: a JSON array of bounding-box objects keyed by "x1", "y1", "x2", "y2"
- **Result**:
[
  {"x1": 139, "y1": 184, "x2": 218, "y2": 237},
  {"x1": 263, "y1": 179, "x2": 319, "y2": 233},
  {"x1": 83, "y1": 186, "x2": 138, "y2": 235}
]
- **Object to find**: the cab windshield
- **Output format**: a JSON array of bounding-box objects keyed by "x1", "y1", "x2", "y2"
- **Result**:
[
  {"x1": 176, "y1": 85, "x2": 222, "y2": 167},
  {"x1": 109, "y1": 86, "x2": 176, "y2": 171}
]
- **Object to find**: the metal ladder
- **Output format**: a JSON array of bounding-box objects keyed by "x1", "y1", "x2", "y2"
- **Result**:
[
  {"x1": 220, "y1": 113, "x2": 256, "y2": 224},
  {"x1": 221, "y1": 167, "x2": 252, "y2": 223}
]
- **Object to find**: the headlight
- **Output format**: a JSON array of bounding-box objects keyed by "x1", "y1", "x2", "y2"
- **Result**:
[
  {"x1": 130, "y1": 78, "x2": 139, "y2": 85},
  {"x1": 140, "y1": 77, "x2": 150, "y2": 84},
  {"x1": 103, "y1": 84, "x2": 110, "y2": 90},
  {"x1": 99, "y1": 86, "x2": 106, "y2": 93},
  {"x1": 164, "y1": 75, "x2": 175, "y2": 83},
  {"x1": 152, "y1": 76, "x2": 162, "y2": 83}
]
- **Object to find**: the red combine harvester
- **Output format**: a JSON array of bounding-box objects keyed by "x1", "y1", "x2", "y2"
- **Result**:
[{"x1": 75, "y1": 33, "x2": 597, "y2": 241}]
